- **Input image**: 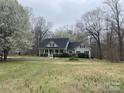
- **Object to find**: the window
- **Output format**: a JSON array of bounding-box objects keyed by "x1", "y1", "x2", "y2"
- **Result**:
[
  {"x1": 80, "y1": 45, "x2": 85, "y2": 48},
  {"x1": 76, "y1": 51, "x2": 80, "y2": 54},
  {"x1": 49, "y1": 42, "x2": 55, "y2": 47},
  {"x1": 52, "y1": 43, "x2": 55, "y2": 47},
  {"x1": 45, "y1": 50, "x2": 48, "y2": 53},
  {"x1": 69, "y1": 51, "x2": 72, "y2": 53},
  {"x1": 84, "y1": 51, "x2": 89, "y2": 55},
  {"x1": 60, "y1": 50, "x2": 63, "y2": 53},
  {"x1": 50, "y1": 43, "x2": 52, "y2": 47}
]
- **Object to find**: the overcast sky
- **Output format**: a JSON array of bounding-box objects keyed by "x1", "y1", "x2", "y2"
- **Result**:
[{"x1": 18, "y1": 0, "x2": 104, "y2": 30}]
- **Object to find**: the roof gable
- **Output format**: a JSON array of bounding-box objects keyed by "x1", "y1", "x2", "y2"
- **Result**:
[
  {"x1": 39, "y1": 38, "x2": 69, "y2": 49},
  {"x1": 68, "y1": 42, "x2": 81, "y2": 50}
]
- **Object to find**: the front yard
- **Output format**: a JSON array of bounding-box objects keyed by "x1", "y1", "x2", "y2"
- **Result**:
[{"x1": 0, "y1": 56, "x2": 124, "y2": 93}]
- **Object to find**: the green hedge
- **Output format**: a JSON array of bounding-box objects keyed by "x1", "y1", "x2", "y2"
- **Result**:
[
  {"x1": 53, "y1": 53, "x2": 70, "y2": 58},
  {"x1": 40, "y1": 54, "x2": 48, "y2": 57},
  {"x1": 78, "y1": 53, "x2": 89, "y2": 58}
]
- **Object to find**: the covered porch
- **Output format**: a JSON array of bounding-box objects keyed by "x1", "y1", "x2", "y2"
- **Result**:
[{"x1": 39, "y1": 48, "x2": 65, "y2": 57}]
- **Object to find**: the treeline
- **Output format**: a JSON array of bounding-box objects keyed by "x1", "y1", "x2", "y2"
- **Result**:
[
  {"x1": 77, "y1": 0, "x2": 124, "y2": 62},
  {"x1": 53, "y1": 0, "x2": 124, "y2": 62},
  {"x1": 52, "y1": 0, "x2": 123, "y2": 62}
]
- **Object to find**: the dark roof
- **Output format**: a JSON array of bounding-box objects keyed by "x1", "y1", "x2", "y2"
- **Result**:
[
  {"x1": 68, "y1": 42, "x2": 81, "y2": 50},
  {"x1": 39, "y1": 38, "x2": 69, "y2": 49}
]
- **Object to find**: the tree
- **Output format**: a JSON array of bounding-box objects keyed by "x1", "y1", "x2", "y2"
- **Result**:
[
  {"x1": 105, "y1": 0, "x2": 124, "y2": 61},
  {"x1": 33, "y1": 17, "x2": 52, "y2": 55},
  {"x1": 54, "y1": 25, "x2": 74, "y2": 40},
  {"x1": 54, "y1": 25, "x2": 88, "y2": 42},
  {"x1": 103, "y1": 23, "x2": 119, "y2": 61},
  {"x1": 0, "y1": 0, "x2": 30, "y2": 61},
  {"x1": 11, "y1": 8, "x2": 34, "y2": 54},
  {"x1": 80, "y1": 8, "x2": 104, "y2": 59},
  {"x1": 11, "y1": 30, "x2": 34, "y2": 53}
]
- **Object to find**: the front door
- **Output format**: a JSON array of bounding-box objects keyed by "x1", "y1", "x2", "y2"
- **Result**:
[{"x1": 49, "y1": 50, "x2": 54, "y2": 57}]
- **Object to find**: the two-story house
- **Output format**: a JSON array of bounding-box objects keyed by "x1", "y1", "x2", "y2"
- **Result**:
[{"x1": 39, "y1": 38, "x2": 91, "y2": 57}]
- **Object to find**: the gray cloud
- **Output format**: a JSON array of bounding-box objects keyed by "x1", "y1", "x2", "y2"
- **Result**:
[{"x1": 18, "y1": 0, "x2": 104, "y2": 30}]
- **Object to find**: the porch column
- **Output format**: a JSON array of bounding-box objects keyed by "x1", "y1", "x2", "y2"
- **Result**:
[
  {"x1": 43, "y1": 49, "x2": 45, "y2": 54},
  {"x1": 89, "y1": 50, "x2": 91, "y2": 58},
  {"x1": 57, "y1": 49, "x2": 59, "y2": 54},
  {"x1": 56, "y1": 49, "x2": 59, "y2": 54},
  {"x1": 54, "y1": 49, "x2": 56, "y2": 54},
  {"x1": 39, "y1": 49, "x2": 41, "y2": 56},
  {"x1": 58, "y1": 49, "x2": 60, "y2": 54},
  {"x1": 48, "y1": 49, "x2": 50, "y2": 57}
]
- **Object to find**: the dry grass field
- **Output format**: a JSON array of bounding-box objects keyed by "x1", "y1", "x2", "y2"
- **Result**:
[{"x1": 0, "y1": 56, "x2": 124, "y2": 93}]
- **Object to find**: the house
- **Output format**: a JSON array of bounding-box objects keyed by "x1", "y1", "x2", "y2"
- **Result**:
[{"x1": 39, "y1": 38, "x2": 91, "y2": 58}]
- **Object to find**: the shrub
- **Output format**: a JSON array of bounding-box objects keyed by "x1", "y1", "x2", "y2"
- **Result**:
[
  {"x1": 53, "y1": 53, "x2": 70, "y2": 58},
  {"x1": 60, "y1": 53, "x2": 70, "y2": 57},
  {"x1": 40, "y1": 54, "x2": 48, "y2": 57},
  {"x1": 78, "y1": 53, "x2": 89, "y2": 58},
  {"x1": 53, "y1": 54, "x2": 61, "y2": 57},
  {"x1": 69, "y1": 57, "x2": 79, "y2": 61}
]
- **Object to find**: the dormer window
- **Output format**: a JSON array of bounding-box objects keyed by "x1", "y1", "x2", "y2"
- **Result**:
[
  {"x1": 50, "y1": 42, "x2": 55, "y2": 47},
  {"x1": 50, "y1": 43, "x2": 52, "y2": 47},
  {"x1": 52, "y1": 43, "x2": 55, "y2": 47},
  {"x1": 80, "y1": 45, "x2": 85, "y2": 48},
  {"x1": 47, "y1": 41, "x2": 58, "y2": 47}
]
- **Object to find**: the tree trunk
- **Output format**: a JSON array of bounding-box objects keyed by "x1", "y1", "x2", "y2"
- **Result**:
[
  {"x1": 119, "y1": 38, "x2": 124, "y2": 61},
  {"x1": 3, "y1": 49, "x2": 8, "y2": 61},
  {"x1": 97, "y1": 40, "x2": 102, "y2": 59},
  {"x1": 0, "y1": 55, "x2": 3, "y2": 61}
]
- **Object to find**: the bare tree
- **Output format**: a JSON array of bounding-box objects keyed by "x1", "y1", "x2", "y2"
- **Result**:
[
  {"x1": 54, "y1": 25, "x2": 88, "y2": 42},
  {"x1": 103, "y1": 24, "x2": 119, "y2": 61},
  {"x1": 33, "y1": 17, "x2": 52, "y2": 55},
  {"x1": 81, "y1": 8, "x2": 104, "y2": 59},
  {"x1": 105, "y1": 0, "x2": 124, "y2": 61},
  {"x1": 54, "y1": 25, "x2": 73, "y2": 36}
]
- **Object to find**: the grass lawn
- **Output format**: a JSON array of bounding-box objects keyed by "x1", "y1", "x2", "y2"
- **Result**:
[{"x1": 0, "y1": 56, "x2": 124, "y2": 93}]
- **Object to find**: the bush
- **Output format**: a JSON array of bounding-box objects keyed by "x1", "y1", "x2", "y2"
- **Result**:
[
  {"x1": 78, "y1": 53, "x2": 89, "y2": 58},
  {"x1": 69, "y1": 57, "x2": 79, "y2": 61},
  {"x1": 61, "y1": 53, "x2": 70, "y2": 57},
  {"x1": 53, "y1": 53, "x2": 70, "y2": 58},
  {"x1": 40, "y1": 54, "x2": 48, "y2": 57},
  {"x1": 53, "y1": 54, "x2": 61, "y2": 57}
]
